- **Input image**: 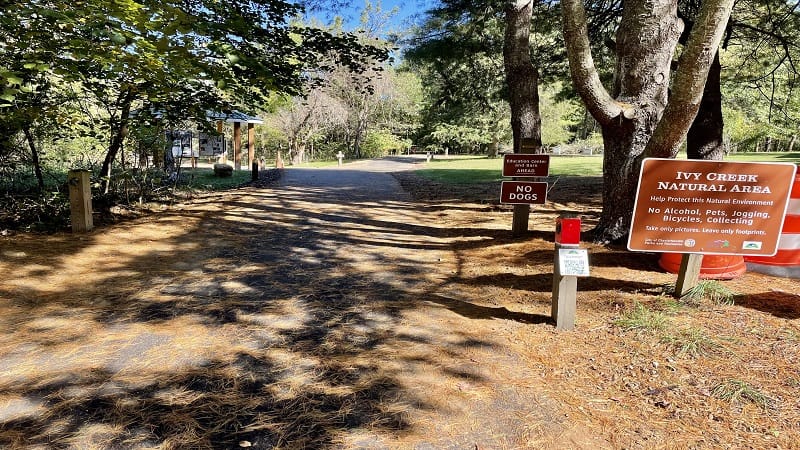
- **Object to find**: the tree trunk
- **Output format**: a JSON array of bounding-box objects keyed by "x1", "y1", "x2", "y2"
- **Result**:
[
  {"x1": 101, "y1": 89, "x2": 134, "y2": 193},
  {"x1": 487, "y1": 139, "x2": 500, "y2": 158},
  {"x1": 504, "y1": 0, "x2": 543, "y2": 236},
  {"x1": 22, "y1": 126, "x2": 44, "y2": 192},
  {"x1": 561, "y1": 0, "x2": 733, "y2": 243},
  {"x1": 597, "y1": 0, "x2": 683, "y2": 242},
  {"x1": 687, "y1": 52, "x2": 724, "y2": 161}
]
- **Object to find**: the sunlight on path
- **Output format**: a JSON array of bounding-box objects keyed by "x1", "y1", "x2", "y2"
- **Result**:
[{"x1": 0, "y1": 157, "x2": 602, "y2": 448}]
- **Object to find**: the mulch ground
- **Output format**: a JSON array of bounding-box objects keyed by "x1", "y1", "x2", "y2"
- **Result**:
[{"x1": 0, "y1": 168, "x2": 798, "y2": 449}]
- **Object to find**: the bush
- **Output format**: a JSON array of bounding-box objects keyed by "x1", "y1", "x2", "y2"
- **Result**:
[
  {"x1": 0, "y1": 191, "x2": 70, "y2": 232},
  {"x1": 361, "y1": 131, "x2": 411, "y2": 158}
]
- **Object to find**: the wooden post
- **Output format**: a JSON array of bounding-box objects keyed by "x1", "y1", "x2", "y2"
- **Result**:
[
  {"x1": 247, "y1": 123, "x2": 255, "y2": 168},
  {"x1": 552, "y1": 244, "x2": 577, "y2": 330},
  {"x1": 675, "y1": 253, "x2": 703, "y2": 297},
  {"x1": 233, "y1": 121, "x2": 242, "y2": 170},
  {"x1": 252, "y1": 161, "x2": 259, "y2": 181},
  {"x1": 512, "y1": 204, "x2": 531, "y2": 236},
  {"x1": 68, "y1": 169, "x2": 93, "y2": 232},
  {"x1": 217, "y1": 120, "x2": 227, "y2": 164}
]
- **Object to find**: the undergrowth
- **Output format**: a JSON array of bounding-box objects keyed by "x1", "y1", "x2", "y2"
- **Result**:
[
  {"x1": 680, "y1": 280, "x2": 737, "y2": 305},
  {"x1": 711, "y1": 379, "x2": 775, "y2": 410},
  {"x1": 660, "y1": 327, "x2": 720, "y2": 357},
  {"x1": 614, "y1": 302, "x2": 669, "y2": 333}
]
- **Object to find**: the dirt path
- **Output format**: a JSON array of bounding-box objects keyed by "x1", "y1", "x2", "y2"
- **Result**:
[
  {"x1": 4, "y1": 157, "x2": 800, "y2": 449},
  {"x1": 0, "y1": 157, "x2": 601, "y2": 449}
]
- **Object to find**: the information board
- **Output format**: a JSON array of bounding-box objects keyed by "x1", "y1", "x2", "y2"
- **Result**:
[
  {"x1": 199, "y1": 133, "x2": 225, "y2": 156},
  {"x1": 628, "y1": 158, "x2": 797, "y2": 256},
  {"x1": 558, "y1": 248, "x2": 590, "y2": 276}
]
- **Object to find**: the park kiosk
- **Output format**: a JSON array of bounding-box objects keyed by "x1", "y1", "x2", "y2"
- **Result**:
[{"x1": 205, "y1": 111, "x2": 264, "y2": 171}]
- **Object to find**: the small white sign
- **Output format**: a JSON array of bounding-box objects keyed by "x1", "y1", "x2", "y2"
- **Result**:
[{"x1": 559, "y1": 248, "x2": 590, "y2": 277}]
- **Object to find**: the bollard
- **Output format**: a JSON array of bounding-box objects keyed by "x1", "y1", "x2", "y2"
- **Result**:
[
  {"x1": 68, "y1": 169, "x2": 93, "y2": 232},
  {"x1": 336, "y1": 151, "x2": 344, "y2": 166},
  {"x1": 252, "y1": 161, "x2": 259, "y2": 181}
]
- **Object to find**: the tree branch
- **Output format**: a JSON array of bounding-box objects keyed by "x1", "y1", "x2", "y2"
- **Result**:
[
  {"x1": 560, "y1": 0, "x2": 625, "y2": 125},
  {"x1": 644, "y1": 0, "x2": 735, "y2": 158}
]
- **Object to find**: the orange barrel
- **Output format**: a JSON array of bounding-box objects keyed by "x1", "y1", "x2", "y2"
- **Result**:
[
  {"x1": 745, "y1": 173, "x2": 800, "y2": 278},
  {"x1": 659, "y1": 253, "x2": 746, "y2": 280}
]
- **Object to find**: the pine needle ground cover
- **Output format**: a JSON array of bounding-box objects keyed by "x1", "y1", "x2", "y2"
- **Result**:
[{"x1": 0, "y1": 160, "x2": 798, "y2": 448}]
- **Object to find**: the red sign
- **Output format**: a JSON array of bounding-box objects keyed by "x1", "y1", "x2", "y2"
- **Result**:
[
  {"x1": 502, "y1": 154, "x2": 550, "y2": 177},
  {"x1": 500, "y1": 181, "x2": 548, "y2": 204},
  {"x1": 628, "y1": 158, "x2": 797, "y2": 256}
]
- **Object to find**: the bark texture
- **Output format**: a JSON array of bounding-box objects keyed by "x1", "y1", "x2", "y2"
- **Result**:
[{"x1": 561, "y1": 0, "x2": 734, "y2": 243}]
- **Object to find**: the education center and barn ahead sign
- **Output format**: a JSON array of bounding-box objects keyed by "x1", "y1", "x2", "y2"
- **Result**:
[{"x1": 628, "y1": 158, "x2": 797, "y2": 256}]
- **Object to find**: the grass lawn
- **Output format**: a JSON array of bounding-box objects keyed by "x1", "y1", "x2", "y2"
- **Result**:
[
  {"x1": 181, "y1": 167, "x2": 253, "y2": 190},
  {"x1": 292, "y1": 160, "x2": 342, "y2": 168},
  {"x1": 417, "y1": 152, "x2": 800, "y2": 184}
]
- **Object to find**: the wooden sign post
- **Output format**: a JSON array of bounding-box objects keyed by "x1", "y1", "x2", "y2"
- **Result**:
[
  {"x1": 552, "y1": 217, "x2": 589, "y2": 330},
  {"x1": 68, "y1": 169, "x2": 93, "y2": 232}
]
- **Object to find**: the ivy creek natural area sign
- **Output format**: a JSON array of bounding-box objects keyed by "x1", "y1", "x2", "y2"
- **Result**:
[{"x1": 628, "y1": 158, "x2": 797, "y2": 256}]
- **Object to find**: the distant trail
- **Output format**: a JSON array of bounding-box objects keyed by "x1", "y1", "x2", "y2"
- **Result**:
[{"x1": 278, "y1": 156, "x2": 425, "y2": 202}]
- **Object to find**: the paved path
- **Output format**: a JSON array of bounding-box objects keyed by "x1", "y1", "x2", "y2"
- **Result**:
[{"x1": 0, "y1": 157, "x2": 597, "y2": 449}]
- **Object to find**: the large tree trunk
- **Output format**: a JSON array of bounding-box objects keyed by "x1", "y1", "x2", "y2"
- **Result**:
[
  {"x1": 561, "y1": 0, "x2": 734, "y2": 243},
  {"x1": 687, "y1": 52, "x2": 724, "y2": 160},
  {"x1": 597, "y1": 0, "x2": 684, "y2": 242},
  {"x1": 503, "y1": 0, "x2": 543, "y2": 236}
]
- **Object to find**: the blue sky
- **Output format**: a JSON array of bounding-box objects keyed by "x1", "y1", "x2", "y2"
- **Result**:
[{"x1": 308, "y1": 0, "x2": 436, "y2": 34}]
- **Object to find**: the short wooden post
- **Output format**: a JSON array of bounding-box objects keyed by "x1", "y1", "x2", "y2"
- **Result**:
[
  {"x1": 552, "y1": 244, "x2": 577, "y2": 330},
  {"x1": 252, "y1": 161, "x2": 259, "y2": 181},
  {"x1": 675, "y1": 253, "x2": 703, "y2": 298},
  {"x1": 68, "y1": 169, "x2": 93, "y2": 232},
  {"x1": 336, "y1": 151, "x2": 344, "y2": 166}
]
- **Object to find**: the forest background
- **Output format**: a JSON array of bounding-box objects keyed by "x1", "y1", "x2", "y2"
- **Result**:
[{"x1": 1, "y1": 0, "x2": 798, "y2": 233}]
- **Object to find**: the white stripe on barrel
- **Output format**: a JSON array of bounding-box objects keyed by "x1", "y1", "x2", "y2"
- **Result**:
[{"x1": 745, "y1": 173, "x2": 800, "y2": 278}]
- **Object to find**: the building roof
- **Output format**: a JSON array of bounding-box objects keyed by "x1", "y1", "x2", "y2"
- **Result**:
[{"x1": 206, "y1": 110, "x2": 264, "y2": 124}]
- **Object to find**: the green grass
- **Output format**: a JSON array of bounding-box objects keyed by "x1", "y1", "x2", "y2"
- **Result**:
[
  {"x1": 614, "y1": 301, "x2": 669, "y2": 333},
  {"x1": 661, "y1": 327, "x2": 720, "y2": 357},
  {"x1": 711, "y1": 379, "x2": 775, "y2": 410},
  {"x1": 181, "y1": 167, "x2": 252, "y2": 191},
  {"x1": 417, "y1": 155, "x2": 604, "y2": 184},
  {"x1": 292, "y1": 160, "x2": 341, "y2": 168},
  {"x1": 680, "y1": 280, "x2": 737, "y2": 306},
  {"x1": 415, "y1": 152, "x2": 799, "y2": 185},
  {"x1": 726, "y1": 152, "x2": 800, "y2": 165}
]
